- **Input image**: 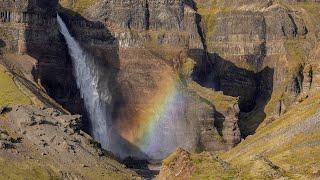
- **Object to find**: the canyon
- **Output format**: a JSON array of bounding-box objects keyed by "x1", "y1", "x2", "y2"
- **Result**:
[{"x1": 0, "y1": 0, "x2": 319, "y2": 179}]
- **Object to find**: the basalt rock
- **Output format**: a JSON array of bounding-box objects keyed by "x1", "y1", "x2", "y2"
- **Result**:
[
  {"x1": 0, "y1": 0, "x2": 88, "y2": 126},
  {"x1": 197, "y1": 0, "x2": 320, "y2": 136},
  {"x1": 59, "y1": 0, "x2": 240, "y2": 156}
]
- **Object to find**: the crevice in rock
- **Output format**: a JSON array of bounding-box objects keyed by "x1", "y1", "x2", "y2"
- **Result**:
[
  {"x1": 145, "y1": 0, "x2": 150, "y2": 30},
  {"x1": 288, "y1": 13, "x2": 298, "y2": 37}
]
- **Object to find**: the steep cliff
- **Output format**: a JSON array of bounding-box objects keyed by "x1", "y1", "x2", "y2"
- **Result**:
[
  {"x1": 159, "y1": 88, "x2": 320, "y2": 179},
  {"x1": 0, "y1": 0, "x2": 87, "y2": 122},
  {"x1": 158, "y1": 0, "x2": 320, "y2": 178},
  {"x1": 195, "y1": 0, "x2": 320, "y2": 136},
  {"x1": 0, "y1": 0, "x2": 319, "y2": 178},
  {"x1": 58, "y1": 0, "x2": 241, "y2": 158}
]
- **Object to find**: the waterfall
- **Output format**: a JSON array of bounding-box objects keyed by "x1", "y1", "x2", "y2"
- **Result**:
[
  {"x1": 57, "y1": 14, "x2": 112, "y2": 150},
  {"x1": 56, "y1": 14, "x2": 197, "y2": 160}
]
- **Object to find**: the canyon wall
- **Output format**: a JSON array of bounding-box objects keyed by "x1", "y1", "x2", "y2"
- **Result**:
[
  {"x1": 0, "y1": 0, "x2": 242, "y2": 158},
  {"x1": 196, "y1": 0, "x2": 320, "y2": 136},
  {"x1": 0, "y1": 0, "x2": 88, "y2": 123},
  {"x1": 59, "y1": 0, "x2": 241, "y2": 157},
  {"x1": 1, "y1": 0, "x2": 318, "y2": 160}
]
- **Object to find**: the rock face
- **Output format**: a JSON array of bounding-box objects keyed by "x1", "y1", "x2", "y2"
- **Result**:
[
  {"x1": 58, "y1": 0, "x2": 241, "y2": 158},
  {"x1": 0, "y1": 0, "x2": 239, "y2": 160},
  {"x1": 84, "y1": 0, "x2": 203, "y2": 49},
  {"x1": 2, "y1": 0, "x2": 318, "y2": 163},
  {"x1": 196, "y1": 0, "x2": 320, "y2": 136},
  {"x1": 0, "y1": 0, "x2": 87, "y2": 125}
]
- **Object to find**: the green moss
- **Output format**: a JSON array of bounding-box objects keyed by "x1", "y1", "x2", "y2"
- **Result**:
[
  {"x1": 285, "y1": 38, "x2": 307, "y2": 68},
  {"x1": 0, "y1": 65, "x2": 31, "y2": 106}
]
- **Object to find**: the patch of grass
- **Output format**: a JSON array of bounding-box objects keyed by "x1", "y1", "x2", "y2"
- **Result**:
[
  {"x1": 288, "y1": 2, "x2": 320, "y2": 25},
  {"x1": 59, "y1": 0, "x2": 97, "y2": 14},
  {"x1": 187, "y1": 81, "x2": 238, "y2": 112},
  {"x1": 0, "y1": 65, "x2": 31, "y2": 106},
  {"x1": 162, "y1": 149, "x2": 181, "y2": 166},
  {"x1": 0, "y1": 158, "x2": 59, "y2": 180},
  {"x1": 190, "y1": 152, "x2": 237, "y2": 179},
  {"x1": 196, "y1": 0, "x2": 219, "y2": 39}
]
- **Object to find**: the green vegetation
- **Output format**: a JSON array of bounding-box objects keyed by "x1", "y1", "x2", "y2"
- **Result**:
[
  {"x1": 187, "y1": 81, "x2": 238, "y2": 112},
  {"x1": 220, "y1": 91, "x2": 320, "y2": 178},
  {"x1": 169, "y1": 91, "x2": 320, "y2": 179},
  {"x1": 0, "y1": 158, "x2": 59, "y2": 180},
  {"x1": 196, "y1": 0, "x2": 219, "y2": 39},
  {"x1": 284, "y1": 2, "x2": 320, "y2": 25},
  {"x1": 190, "y1": 153, "x2": 237, "y2": 179},
  {"x1": 59, "y1": 0, "x2": 97, "y2": 14},
  {"x1": 0, "y1": 65, "x2": 31, "y2": 106}
]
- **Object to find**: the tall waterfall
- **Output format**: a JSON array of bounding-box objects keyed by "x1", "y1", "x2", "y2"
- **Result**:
[
  {"x1": 57, "y1": 15, "x2": 112, "y2": 150},
  {"x1": 56, "y1": 14, "x2": 197, "y2": 160}
]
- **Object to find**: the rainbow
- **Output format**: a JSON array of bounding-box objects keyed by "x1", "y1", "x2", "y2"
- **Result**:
[{"x1": 117, "y1": 70, "x2": 186, "y2": 159}]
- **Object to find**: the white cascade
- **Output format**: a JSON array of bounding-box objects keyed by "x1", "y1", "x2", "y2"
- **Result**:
[{"x1": 57, "y1": 14, "x2": 112, "y2": 150}]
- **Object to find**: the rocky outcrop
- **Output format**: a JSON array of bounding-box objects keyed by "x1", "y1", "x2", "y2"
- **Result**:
[
  {"x1": 157, "y1": 148, "x2": 195, "y2": 180},
  {"x1": 1, "y1": 105, "x2": 139, "y2": 179}
]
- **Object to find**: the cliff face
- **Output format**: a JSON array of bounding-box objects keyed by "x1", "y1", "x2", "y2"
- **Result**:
[
  {"x1": 196, "y1": 0, "x2": 320, "y2": 136},
  {"x1": 0, "y1": 0, "x2": 242, "y2": 160},
  {"x1": 59, "y1": 0, "x2": 241, "y2": 158},
  {"x1": 157, "y1": 0, "x2": 320, "y2": 178},
  {"x1": 1, "y1": 0, "x2": 319, "y2": 167},
  {"x1": 0, "y1": 0, "x2": 87, "y2": 123},
  {"x1": 0, "y1": 1, "x2": 140, "y2": 178},
  {"x1": 0, "y1": 0, "x2": 319, "y2": 178}
]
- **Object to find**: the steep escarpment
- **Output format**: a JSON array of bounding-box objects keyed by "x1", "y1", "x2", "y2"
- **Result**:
[
  {"x1": 158, "y1": 0, "x2": 320, "y2": 178},
  {"x1": 0, "y1": 0, "x2": 88, "y2": 125},
  {"x1": 195, "y1": 0, "x2": 320, "y2": 136},
  {"x1": 59, "y1": 0, "x2": 241, "y2": 158},
  {"x1": 1, "y1": 0, "x2": 319, "y2": 178}
]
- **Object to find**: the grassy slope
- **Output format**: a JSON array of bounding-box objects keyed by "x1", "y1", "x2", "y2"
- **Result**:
[
  {"x1": 0, "y1": 65, "x2": 31, "y2": 106},
  {"x1": 0, "y1": 158, "x2": 59, "y2": 180},
  {"x1": 190, "y1": 153, "x2": 237, "y2": 179},
  {"x1": 221, "y1": 91, "x2": 320, "y2": 179},
  {"x1": 163, "y1": 91, "x2": 320, "y2": 179}
]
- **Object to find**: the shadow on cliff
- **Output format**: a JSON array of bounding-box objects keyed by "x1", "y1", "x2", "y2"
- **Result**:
[
  {"x1": 24, "y1": 2, "x2": 150, "y2": 163},
  {"x1": 0, "y1": 39, "x2": 5, "y2": 48},
  {"x1": 58, "y1": 7, "x2": 151, "y2": 161},
  {"x1": 0, "y1": 39, "x2": 5, "y2": 55},
  {"x1": 190, "y1": 49, "x2": 274, "y2": 137}
]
